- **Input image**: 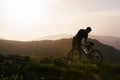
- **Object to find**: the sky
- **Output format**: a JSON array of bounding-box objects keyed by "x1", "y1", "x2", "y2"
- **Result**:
[{"x1": 0, "y1": 0, "x2": 120, "y2": 41}]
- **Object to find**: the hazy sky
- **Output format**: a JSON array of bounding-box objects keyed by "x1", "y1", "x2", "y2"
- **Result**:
[{"x1": 0, "y1": 0, "x2": 120, "y2": 41}]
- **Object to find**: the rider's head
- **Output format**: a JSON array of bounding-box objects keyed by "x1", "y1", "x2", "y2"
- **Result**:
[{"x1": 86, "y1": 27, "x2": 92, "y2": 33}]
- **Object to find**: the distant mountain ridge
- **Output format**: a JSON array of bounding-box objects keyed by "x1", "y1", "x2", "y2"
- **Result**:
[
  {"x1": 34, "y1": 34, "x2": 120, "y2": 50},
  {"x1": 35, "y1": 34, "x2": 73, "y2": 41},
  {"x1": 89, "y1": 35, "x2": 120, "y2": 50},
  {"x1": 0, "y1": 37, "x2": 2, "y2": 40}
]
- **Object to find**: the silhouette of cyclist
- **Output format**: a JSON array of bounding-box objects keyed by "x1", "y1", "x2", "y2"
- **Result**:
[{"x1": 72, "y1": 27, "x2": 92, "y2": 52}]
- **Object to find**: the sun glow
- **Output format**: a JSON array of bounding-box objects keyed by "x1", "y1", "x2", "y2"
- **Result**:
[
  {"x1": 1, "y1": 0, "x2": 54, "y2": 40},
  {"x1": 5, "y1": 0, "x2": 52, "y2": 25},
  {"x1": 1, "y1": 0, "x2": 120, "y2": 41}
]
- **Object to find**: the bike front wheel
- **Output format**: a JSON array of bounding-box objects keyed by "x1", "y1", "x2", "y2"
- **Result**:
[{"x1": 90, "y1": 50, "x2": 103, "y2": 64}]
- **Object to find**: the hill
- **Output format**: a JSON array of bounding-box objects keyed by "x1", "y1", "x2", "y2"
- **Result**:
[{"x1": 0, "y1": 38, "x2": 120, "y2": 64}]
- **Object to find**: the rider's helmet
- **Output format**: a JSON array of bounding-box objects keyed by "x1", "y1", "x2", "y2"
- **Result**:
[{"x1": 86, "y1": 27, "x2": 92, "y2": 33}]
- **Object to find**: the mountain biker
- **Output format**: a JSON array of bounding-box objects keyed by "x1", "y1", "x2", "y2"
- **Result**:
[{"x1": 72, "y1": 27, "x2": 92, "y2": 52}]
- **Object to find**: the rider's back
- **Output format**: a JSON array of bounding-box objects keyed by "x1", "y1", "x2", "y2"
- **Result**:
[{"x1": 75, "y1": 29, "x2": 88, "y2": 41}]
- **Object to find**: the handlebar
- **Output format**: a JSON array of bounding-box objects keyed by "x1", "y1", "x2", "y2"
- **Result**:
[
  {"x1": 81, "y1": 42, "x2": 95, "y2": 51},
  {"x1": 82, "y1": 42, "x2": 95, "y2": 47},
  {"x1": 88, "y1": 42, "x2": 95, "y2": 46}
]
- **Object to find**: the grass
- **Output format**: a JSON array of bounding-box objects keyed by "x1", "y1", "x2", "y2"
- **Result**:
[{"x1": 0, "y1": 54, "x2": 120, "y2": 80}]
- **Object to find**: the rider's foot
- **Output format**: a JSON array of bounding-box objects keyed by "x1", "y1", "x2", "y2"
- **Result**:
[
  {"x1": 68, "y1": 57, "x2": 71, "y2": 60},
  {"x1": 86, "y1": 54, "x2": 91, "y2": 57}
]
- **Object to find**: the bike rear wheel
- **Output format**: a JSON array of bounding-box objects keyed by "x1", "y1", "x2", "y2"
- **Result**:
[
  {"x1": 68, "y1": 49, "x2": 80, "y2": 62},
  {"x1": 90, "y1": 50, "x2": 103, "y2": 64}
]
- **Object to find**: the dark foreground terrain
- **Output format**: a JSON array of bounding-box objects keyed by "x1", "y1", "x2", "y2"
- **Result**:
[{"x1": 0, "y1": 54, "x2": 120, "y2": 80}]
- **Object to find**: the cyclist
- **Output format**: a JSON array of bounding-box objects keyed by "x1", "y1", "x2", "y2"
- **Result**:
[{"x1": 72, "y1": 27, "x2": 92, "y2": 54}]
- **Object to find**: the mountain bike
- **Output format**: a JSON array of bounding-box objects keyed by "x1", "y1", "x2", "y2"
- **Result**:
[{"x1": 68, "y1": 42, "x2": 103, "y2": 64}]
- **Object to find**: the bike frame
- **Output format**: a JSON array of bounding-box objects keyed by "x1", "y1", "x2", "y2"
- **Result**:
[{"x1": 80, "y1": 44, "x2": 94, "y2": 60}]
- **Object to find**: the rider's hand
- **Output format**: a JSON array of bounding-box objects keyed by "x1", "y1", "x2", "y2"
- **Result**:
[{"x1": 88, "y1": 41, "x2": 95, "y2": 46}]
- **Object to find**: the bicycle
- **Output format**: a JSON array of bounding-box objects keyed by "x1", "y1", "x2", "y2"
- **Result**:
[{"x1": 68, "y1": 42, "x2": 103, "y2": 64}]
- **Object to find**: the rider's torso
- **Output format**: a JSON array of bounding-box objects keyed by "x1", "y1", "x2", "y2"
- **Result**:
[{"x1": 75, "y1": 29, "x2": 88, "y2": 41}]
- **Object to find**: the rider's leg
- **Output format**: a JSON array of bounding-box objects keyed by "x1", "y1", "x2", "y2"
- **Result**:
[
  {"x1": 68, "y1": 37, "x2": 76, "y2": 59},
  {"x1": 78, "y1": 50, "x2": 82, "y2": 59},
  {"x1": 78, "y1": 43, "x2": 82, "y2": 60},
  {"x1": 68, "y1": 48, "x2": 74, "y2": 59}
]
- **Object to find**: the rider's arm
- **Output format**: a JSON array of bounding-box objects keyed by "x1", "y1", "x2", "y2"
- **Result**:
[{"x1": 84, "y1": 35, "x2": 88, "y2": 45}]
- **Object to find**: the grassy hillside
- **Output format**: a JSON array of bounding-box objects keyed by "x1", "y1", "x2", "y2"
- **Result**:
[
  {"x1": 0, "y1": 39, "x2": 120, "y2": 64},
  {"x1": 0, "y1": 54, "x2": 120, "y2": 80}
]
